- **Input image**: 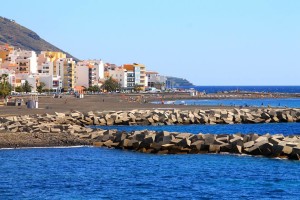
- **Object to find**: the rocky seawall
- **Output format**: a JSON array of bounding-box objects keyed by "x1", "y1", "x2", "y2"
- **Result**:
[
  {"x1": 80, "y1": 108, "x2": 300, "y2": 125},
  {"x1": 92, "y1": 129, "x2": 300, "y2": 160},
  {"x1": 0, "y1": 108, "x2": 299, "y2": 160}
]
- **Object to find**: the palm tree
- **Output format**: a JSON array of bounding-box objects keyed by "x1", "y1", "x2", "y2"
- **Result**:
[
  {"x1": 0, "y1": 74, "x2": 12, "y2": 98},
  {"x1": 101, "y1": 77, "x2": 120, "y2": 92},
  {"x1": 22, "y1": 80, "x2": 32, "y2": 93}
]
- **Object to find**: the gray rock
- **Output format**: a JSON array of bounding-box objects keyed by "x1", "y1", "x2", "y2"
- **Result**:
[{"x1": 243, "y1": 141, "x2": 254, "y2": 148}]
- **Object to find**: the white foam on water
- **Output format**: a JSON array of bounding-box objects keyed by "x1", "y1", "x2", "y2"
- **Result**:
[{"x1": 0, "y1": 145, "x2": 93, "y2": 150}]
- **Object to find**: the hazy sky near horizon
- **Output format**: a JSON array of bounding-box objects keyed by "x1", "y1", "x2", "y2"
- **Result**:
[{"x1": 1, "y1": 0, "x2": 300, "y2": 85}]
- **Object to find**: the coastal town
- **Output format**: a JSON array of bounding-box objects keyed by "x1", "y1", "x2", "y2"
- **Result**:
[{"x1": 0, "y1": 44, "x2": 169, "y2": 94}]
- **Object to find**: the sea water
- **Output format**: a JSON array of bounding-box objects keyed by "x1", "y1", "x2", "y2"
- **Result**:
[
  {"x1": 0, "y1": 147, "x2": 299, "y2": 199},
  {"x1": 188, "y1": 86, "x2": 300, "y2": 94},
  {"x1": 171, "y1": 98, "x2": 300, "y2": 108},
  {"x1": 1, "y1": 123, "x2": 300, "y2": 199},
  {"x1": 94, "y1": 123, "x2": 300, "y2": 135},
  {"x1": 152, "y1": 98, "x2": 300, "y2": 108}
]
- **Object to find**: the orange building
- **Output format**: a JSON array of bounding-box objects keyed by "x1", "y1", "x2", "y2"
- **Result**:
[{"x1": 0, "y1": 44, "x2": 14, "y2": 62}]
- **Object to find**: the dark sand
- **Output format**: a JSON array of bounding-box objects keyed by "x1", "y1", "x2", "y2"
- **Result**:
[
  {"x1": 0, "y1": 93, "x2": 232, "y2": 117},
  {"x1": 1, "y1": 92, "x2": 299, "y2": 117}
]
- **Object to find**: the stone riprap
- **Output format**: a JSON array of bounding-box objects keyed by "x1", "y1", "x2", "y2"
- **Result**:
[
  {"x1": 92, "y1": 129, "x2": 300, "y2": 160},
  {"x1": 80, "y1": 108, "x2": 300, "y2": 126},
  {"x1": 0, "y1": 108, "x2": 299, "y2": 160}
]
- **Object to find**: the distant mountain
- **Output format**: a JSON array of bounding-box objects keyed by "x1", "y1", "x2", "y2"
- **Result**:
[
  {"x1": 0, "y1": 17, "x2": 78, "y2": 60},
  {"x1": 166, "y1": 76, "x2": 194, "y2": 88}
]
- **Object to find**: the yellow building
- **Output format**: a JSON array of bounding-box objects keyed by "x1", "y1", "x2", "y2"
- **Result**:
[
  {"x1": 40, "y1": 51, "x2": 66, "y2": 62},
  {"x1": 56, "y1": 58, "x2": 76, "y2": 91}
]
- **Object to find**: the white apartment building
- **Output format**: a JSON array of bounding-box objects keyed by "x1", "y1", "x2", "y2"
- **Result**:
[
  {"x1": 39, "y1": 74, "x2": 62, "y2": 92},
  {"x1": 15, "y1": 73, "x2": 38, "y2": 92},
  {"x1": 40, "y1": 61, "x2": 54, "y2": 75},
  {"x1": 2, "y1": 49, "x2": 38, "y2": 74},
  {"x1": 0, "y1": 69, "x2": 16, "y2": 88},
  {"x1": 146, "y1": 71, "x2": 167, "y2": 89},
  {"x1": 15, "y1": 50, "x2": 38, "y2": 74},
  {"x1": 109, "y1": 67, "x2": 127, "y2": 88},
  {"x1": 76, "y1": 60, "x2": 104, "y2": 88}
]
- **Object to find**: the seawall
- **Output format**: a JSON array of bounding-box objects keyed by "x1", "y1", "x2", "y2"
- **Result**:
[
  {"x1": 79, "y1": 108, "x2": 300, "y2": 125},
  {"x1": 92, "y1": 129, "x2": 300, "y2": 160},
  {"x1": 0, "y1": 108, "x2": 299, "y2": 159}
]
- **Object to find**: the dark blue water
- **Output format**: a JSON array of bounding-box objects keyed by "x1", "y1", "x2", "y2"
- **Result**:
[
  {"x1": 3, "y1": 84, "x2": 300, "y2": 200},
  {"x1": 0, "y1": 147, "x2": 299, "y2": 199},
  {"x1": 96, "y1": 123, "x2": 300, "y2": 135},
  {"x1": 184, "y1": 86, "x2": 300, "y2": 94},
  {"x1": 171, "y1": 98, "x2": 300, "y2": 108}
]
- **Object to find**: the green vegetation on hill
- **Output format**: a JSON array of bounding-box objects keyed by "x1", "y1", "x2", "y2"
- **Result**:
[
  {"x1": 0, "y1": 17, "x2": 78, "y2": 60},
  {"x1": 166, "y1": 76, "x2": 194, "y2": 87}
]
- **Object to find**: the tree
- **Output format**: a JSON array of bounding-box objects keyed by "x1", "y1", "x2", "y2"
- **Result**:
[
  {"x1": 154, "y1": 82, "x2": 166, "y2": 90},
  {"x1": 15, "y1": 86, "x2": 23, "y2": 93},
  {"x1": 22, "y1": 80, "x2": 32, "y2": 93},
  {"x1": 0, "y1": 74, "x2": 12, "y2": 98},
  {"x1": 101, "y1": 77, "x2": 120, "y2": 92},
  {"x1": 37, "y1": 82, "x2": 46, "y2": 94},
  {"x1": 88, "y1": 85, "x2": 100, "y2": 92},
  {"x1": 134, "y1": 84, "x2": 143, "y2": 92}
]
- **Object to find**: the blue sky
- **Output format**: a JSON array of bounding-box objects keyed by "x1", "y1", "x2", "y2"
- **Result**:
[{"x1": 1, "y1": 0, "x2": 299, "y2": 85}]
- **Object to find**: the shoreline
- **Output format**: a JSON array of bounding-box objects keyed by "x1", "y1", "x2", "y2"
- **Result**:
[
  {"x1": 1, "y1": 93, "x2": 299, "y2": 117},
  {"x1": 0, "y1": 145, "x2": 90, "y2": 150},
  {"x1": 0, "y1": 107, "x2": 299, "y2": 160},
  {"x1": 0, "y1": 93, "x2": 299, "y2": 160}
]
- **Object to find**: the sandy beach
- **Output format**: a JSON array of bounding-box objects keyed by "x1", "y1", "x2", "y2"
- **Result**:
[
  {"x1": 1, "y1": 92, "x2": 299, "y2": 117},
  {"x1": 0, "y1": 93, "x2": 224, "y2": 117}
]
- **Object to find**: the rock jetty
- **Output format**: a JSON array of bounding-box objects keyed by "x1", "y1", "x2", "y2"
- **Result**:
[
  {"x1": 78, "y1": 108, "x2": 300, "y2": 125},
  {"x1": 0, "y1": 108, "x2": 299, "y2": 160},
  {"x1": 92, "y1": 129, "x2": 300, "y2": 160}
]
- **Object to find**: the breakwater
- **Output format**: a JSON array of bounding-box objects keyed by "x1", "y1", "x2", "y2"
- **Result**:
[
  {"x1": 92, "y1": 129, "x2": 300, "y2": 160},
  {"x1": 81, "y1": 108, "x2": 300, "y2": 125},
  {"x1": 0, "y1": 108, "x2": 299, "y2": 159}
]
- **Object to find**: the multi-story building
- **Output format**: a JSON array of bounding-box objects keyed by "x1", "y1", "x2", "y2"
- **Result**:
[
  {"x1": 109, "y1": 67, "x2": 127, "y2": 89},
  {"x1": 39, "y1": 74, "x2": 62, "y2": 92},
  {"x1": 38, "y1": 51, "x2": 66, "y2": 75},
  {"x1": 15, "y1": 50, "x2": 38, "y2": 74},
  {"x1": 0, "y1": 44, "x2": 14, "y2": 63},
  {"x1": 1, "y1": 49, "x2": 37, "y2": 74},
  {"x1": 146, "y1": 71, "x2": 167, "y2": 89},
  {"x1": 56, "y1": 58, "x2": 76, "y2": 92},
  {"x1": 40, "y1": 61, "x2": 54, "y2": 75},
  {"x1": 123, "y1": 63, "x2": 147, "y2": 90},
  {"x1": 133, "y1": 63, "x2": 146, "y2": 87},
  {"x1": 76, "y1": 60, "x2": 104, "y2": 88},
  {"x1": 15, "y1": 73, "x2": 38, "y2": 92},
  {"x1": 0, "y1": 69, "x2": 16, "y2": 88}
]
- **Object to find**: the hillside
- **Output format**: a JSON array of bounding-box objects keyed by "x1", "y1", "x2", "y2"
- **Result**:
[
  {"x1": 166, "y1": 76, "x2": 194, "y2": 88},
  {"x1": 0, "y1": 17, "x2": 78, "y2": 60}
]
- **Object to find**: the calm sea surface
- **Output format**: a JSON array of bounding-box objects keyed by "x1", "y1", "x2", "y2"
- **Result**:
[
  {"x1": 168, "y1": 98, "x2": 300, "y2": 108},
  {"x1": 1, "y1": 86, "x2": 300, "y2": 199},
  {"x1": 0, "y1": 123, "x2": 299, "y2": 199},
  {"x1": 95, "y1": 123, "x2": 300, "y2": 135},
  {"x1": 1, "y1": 147, "x2": 300, "y2": 200},
  {"x1": 188, "y1": 86, "x2": 300, "y2": 94}
]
